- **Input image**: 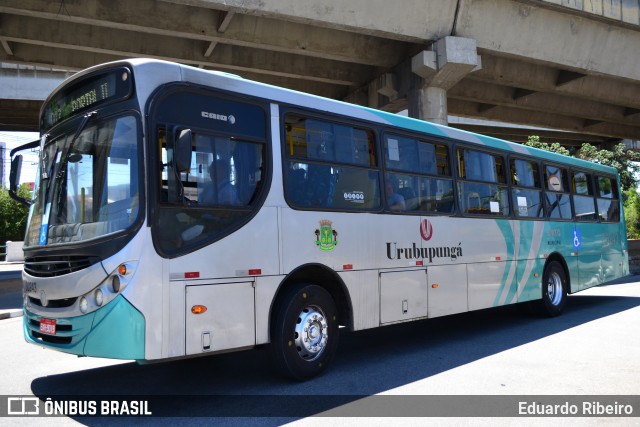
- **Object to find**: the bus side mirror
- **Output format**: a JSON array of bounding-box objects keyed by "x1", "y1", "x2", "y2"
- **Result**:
[
  {"x1": 174, "y1": 129, "x2": 192, "y2": 173},
  {"x1": 9, "y1": 139, "x2": 39, "y2": 206},
  {"x1": 9, "y1": 155, "x2": 22, "y2": 194}
]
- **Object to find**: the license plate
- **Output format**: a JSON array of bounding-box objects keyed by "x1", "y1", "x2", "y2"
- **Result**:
[{"x1": 39, "y1": 318, "x2": 56, "y2": 335}]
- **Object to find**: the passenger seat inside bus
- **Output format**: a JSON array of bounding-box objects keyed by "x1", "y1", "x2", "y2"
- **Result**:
[{"x1": 398, "y1": 186, "x2": 417, "y2": 211}]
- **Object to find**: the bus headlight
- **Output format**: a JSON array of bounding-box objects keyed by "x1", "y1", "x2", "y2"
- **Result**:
[
  {"x1": 76, "y1": 261, "x2": 138, "y2": 315},
  {"x1": 108, "y1": 262, "x2": 136, "y2": 295}
]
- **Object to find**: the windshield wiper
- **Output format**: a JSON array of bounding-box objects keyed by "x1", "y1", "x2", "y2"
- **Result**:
[
  {"x1": 48, "y1": 111, "x2": 98, "y2": 228},
  {"x1": 72, "y1": 111, "x2": 97, "y2": 142},
  {"x1": 67, "y1": 111, "x2": 98, "y2": 162}
]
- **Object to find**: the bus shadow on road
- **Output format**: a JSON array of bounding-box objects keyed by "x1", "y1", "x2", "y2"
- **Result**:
[{"x1": 30, "y1": 290, "x2": 640, "y2": 424}]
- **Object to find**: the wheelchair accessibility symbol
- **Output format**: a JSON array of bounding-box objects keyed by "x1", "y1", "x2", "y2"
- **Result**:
[{"x1": 573, "y1": 228, "x2": 582, "y2": 250}]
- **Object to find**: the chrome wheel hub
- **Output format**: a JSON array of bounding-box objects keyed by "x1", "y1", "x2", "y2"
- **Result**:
[
  {"x1": 294, "y1": 305, "x2": 329, "y2": 361},
  {"x1": 547, "y1": 271, "x2": 563, "y2": 306}
]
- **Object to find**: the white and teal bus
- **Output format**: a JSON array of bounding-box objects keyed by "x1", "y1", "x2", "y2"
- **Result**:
[{"x1": 10, "y1": 59, "x2": 628, "y2": 380}]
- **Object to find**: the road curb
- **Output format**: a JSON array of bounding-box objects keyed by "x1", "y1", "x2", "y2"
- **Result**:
[{"x1": 0, "y1": 310, "x2": 23, "y2": 320}]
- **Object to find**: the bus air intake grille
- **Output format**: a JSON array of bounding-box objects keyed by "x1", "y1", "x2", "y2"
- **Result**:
[
  {"x1": 31, "y1": 331, "x2": 72, "y2": 345},
  {"x1": 24, "y1": 256, "x2": 101, "y2": 278},
  {"x1": 28, "y1": 296, "x2": 77, "y2": 308}
]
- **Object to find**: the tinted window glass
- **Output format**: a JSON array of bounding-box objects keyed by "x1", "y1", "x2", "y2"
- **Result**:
[
  {"x1": 597, "y1": 176, "x2": 618, "y2": 199},
  {"x1": 286, "y1": 161, "x2": 380, "y2": 210},
  {"x1": 544, "y1": 165, "x2": 569, "y2": 192},
  {"x1": 545, "y1": 192, "x2": 572, "y2": 219},
  {"x1": 161, "y1": 132, "x2": 263, "y2": 207},
  {"x1": 513, "y1": 188, "x2": 544, "y2": 218},
  {"x1": 382, "y1": 134, "x2": 452, "y2": 214},
  {"x1": 510, "y1": 159, "x2": 543, "y2": 219},
  {"x1": 571, "y1": 171, "x2": 595, "y2": 221},
  {"x1": 457, "y1": 148, "x2": 507, "y2": 216},
  {"x1": 572, "y1": 171, "x2": 593, "y2": 196},
  {"x1": 511, "y1": 159, "x2": 540, "y2": 188},
  {"x1": 544, "y1": 164, "x2": 572, "y2": 219},
  {"x1": 596, "y1": 175, "x2": 620, "y2": 222},
  {"x1": 458, "y1": 182, "x2": 509, "y2": 216},
  {"x1": 287, "y1": 117, "x2": 375, "y2": 167},
  {"x1": 384, "y1": 134, "x2": 450, "y2": 176},
  {"x1": 385, "y1": 173, "x2": 454, "y2": 214},
  {"x1": 458, "y1": 148, "x2": 505, "y2": 184},
  {"x1": 284, "y1": 114, "x2": 380, "y2": 211},
  {"x1": 573, "y1": 195, "x2": 596, "y2": 220}
]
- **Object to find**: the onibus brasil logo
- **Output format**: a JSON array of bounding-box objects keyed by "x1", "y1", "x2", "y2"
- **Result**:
[{"x1": 315, "y1": 219, "x2": 338, "y2": 251}]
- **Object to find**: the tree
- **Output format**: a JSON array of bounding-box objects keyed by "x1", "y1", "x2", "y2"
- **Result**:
[
  {"x1": 0, "y1": 185, "x2": 31, "y2": 245},
  {"x1": 523, "y1": 136, "x2": 640, "y2": 191},
  {"x1": 577, "y1": 142, "x2": 640, "y2": 191},
  {"x1": 624, "y1": 189, "x2": 640, "y2": 239},
  {"x1": 522, "y1": 135, "x2": 572, "y2": 157}
]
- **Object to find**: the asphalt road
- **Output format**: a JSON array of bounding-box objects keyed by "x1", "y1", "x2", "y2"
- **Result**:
[
  {"x1": 1, "y1": 276, "x2": 639, "y2": 426},
  {"x1": 0, "y1": 278, "x2": 22, "y2": 311}
]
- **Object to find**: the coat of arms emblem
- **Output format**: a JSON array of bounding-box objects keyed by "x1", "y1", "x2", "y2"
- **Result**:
[{"x1": 315, "y1": 219, "x2": 338, "y2": 251}]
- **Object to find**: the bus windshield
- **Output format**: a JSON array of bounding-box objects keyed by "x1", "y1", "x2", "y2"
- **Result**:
[{"x1": 24, "y1": 115, "x2": 141, "y2": 248}]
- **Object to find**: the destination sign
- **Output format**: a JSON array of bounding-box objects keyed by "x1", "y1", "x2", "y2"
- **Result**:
[{"x1": 42, "y1": 68, "x2": 132, "y2": 131}]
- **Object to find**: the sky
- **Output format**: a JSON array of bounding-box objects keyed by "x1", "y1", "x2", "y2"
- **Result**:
[{"x1": 0, "y1": 131, "x2": 40, "y2": 188}]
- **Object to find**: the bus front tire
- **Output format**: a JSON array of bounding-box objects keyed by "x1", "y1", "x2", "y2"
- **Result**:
[
  {"x1": 537, "y1": 260, "x2": 567, "y2": 317},
  {"x1": 268, "y1": 283, "x2": 339, "y2": 381}
]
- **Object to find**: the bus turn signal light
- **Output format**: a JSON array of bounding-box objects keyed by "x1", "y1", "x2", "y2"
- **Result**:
[
  {"x1": 191, "y1": 305, "x2": 207, "y2": 314},
  {"x1": 118, "y1": 264, "x2": 127, "y2": 275}
]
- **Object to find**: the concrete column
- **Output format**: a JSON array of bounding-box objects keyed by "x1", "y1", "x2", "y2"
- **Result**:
[
  {"x1": 408, "y1": 86, "x2": 448, "y2": 126},
  {"x1": 409, "y1": 36, "x2": 481, "y2": 125}
]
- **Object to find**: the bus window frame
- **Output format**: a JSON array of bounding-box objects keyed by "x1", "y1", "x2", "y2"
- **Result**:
[
  {"x1": 570, "y1": 168, "x2": 598, "y2": 222},
  {"x1": 281, "y1": 108, "x2": 383, "y2": 214},
  {"x1": 454, "y1": 143, "x2": 510, "y2": 218},
  {"x1": 380, "y1": 129, "x2": 455, "y2": 216},
  {"x1": 594, "y1": 173, "x2": 620, "y2": 223},
  {"x1": 146, "y1": 83, "x2": 272, "y2": 259},
  {"x1": 542, "y1": 162, "x2": 574, "y2": 222},
  {"x1": 507, "y1": 155, "x2": 546, "y2": 220},
  {"x1": 22, "y1": 102, "x2": 146, "y2": 262}
]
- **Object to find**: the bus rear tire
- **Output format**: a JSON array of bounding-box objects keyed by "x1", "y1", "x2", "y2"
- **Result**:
[
  {"x1": 536, "y1": 260, "x2": 567, "y2": 317},
  {"x1": 268, "y1": 283, "x2": 339, "y2": 381}
]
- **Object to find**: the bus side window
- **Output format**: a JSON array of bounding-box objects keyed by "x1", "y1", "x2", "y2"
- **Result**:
[
  {"x1": 306, "y1": 163, "x2": 335, "y2": 207},
  {"x1": 382, "y1": 133, "x2": 453, "y2": 214},
  {"x1": 572, "y1": 171, "x2": 596, "y2": 221},
  {"x1": 544, "y1": 165, "x2": 572, "y2": 220},
  {"x1": 457, "y1": 148, "x2": 509, "y2": 216},
  {"x1": 596, "y1": 175, "x2": 620, "y2": 222},
  {"x1": 284, "y1": 114, "x2": 380, "y2": 211},
  {"x1": 510, "y1": 158, "x2": 544, "y2": 219}
]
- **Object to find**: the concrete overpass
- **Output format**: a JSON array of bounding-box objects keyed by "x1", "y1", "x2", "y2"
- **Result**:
[{"x1": 0, "y1": 0, "x2": 639, "y2": 144}]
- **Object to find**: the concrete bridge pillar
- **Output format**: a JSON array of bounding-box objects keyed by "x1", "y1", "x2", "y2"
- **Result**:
[
  {"x1": 409, "y1": 37, "x2": 481, "y2": 125},
  {"x1": 408, "y1": 86, "x2": 448, "y2": 126}
]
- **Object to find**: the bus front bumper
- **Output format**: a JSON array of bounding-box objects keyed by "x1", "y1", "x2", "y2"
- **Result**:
[{"x1": 24, "y1": 295, "x2": 145, "y2": 360}]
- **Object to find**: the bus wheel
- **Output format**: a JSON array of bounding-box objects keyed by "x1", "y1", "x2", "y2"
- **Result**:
[
  {"x1": 269, "y1": 284, "x2": 339, "y2": 380},
  {"x1": 537, "y1": 261, "x2": 567, "y2": 317}
]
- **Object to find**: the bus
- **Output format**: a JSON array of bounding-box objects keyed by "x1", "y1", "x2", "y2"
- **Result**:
[{"x1": 9, "y1": 59, "x2": 628, "y2": 380}]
